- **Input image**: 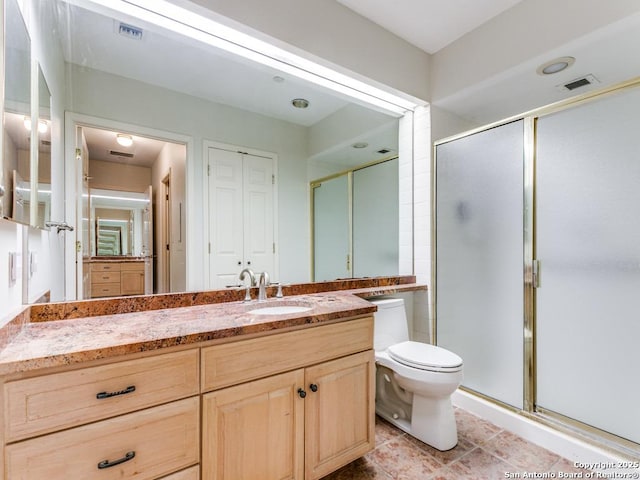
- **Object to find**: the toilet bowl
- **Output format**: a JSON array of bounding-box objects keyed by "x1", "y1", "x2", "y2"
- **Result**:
[{"x1": 370, "y1": 297, "x2": 463, "y2": 451}]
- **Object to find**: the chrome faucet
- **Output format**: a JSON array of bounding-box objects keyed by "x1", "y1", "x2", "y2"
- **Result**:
[
  {"x1": 239, "y1": 268, "x2": 256, "y2": 287},
  {"x1": 239, "y1": 268, "x2": 256, "y2": 302},
  {"x1": 258, "y1": 271, "x2": 270, "y2": 302}
]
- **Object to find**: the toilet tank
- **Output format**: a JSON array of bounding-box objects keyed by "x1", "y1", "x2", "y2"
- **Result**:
[{"x1": 369, "y1": 297, "x2": 410, "y2": 351}]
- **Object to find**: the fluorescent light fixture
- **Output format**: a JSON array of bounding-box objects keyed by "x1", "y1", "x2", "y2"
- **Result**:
[
  {"x1": 91, "y1": 193, "x2": 148, "y2": 202},
  {"x1": 116, "y1": 134, "x2": 134, "y2": 147},
  {"x1": 83, "y1": 0, "x2": 423, "y2": 115}
]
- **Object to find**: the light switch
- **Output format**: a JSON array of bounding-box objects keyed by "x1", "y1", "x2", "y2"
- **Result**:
[
  {"x1": 8, "y1": 252, "x2": 18, "y2": 286},
  {"x1": 29, "y1": 251, "x2": 38, "y2": 278}
]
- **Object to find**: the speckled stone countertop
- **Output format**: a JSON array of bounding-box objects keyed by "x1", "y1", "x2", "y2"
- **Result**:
[
  {"x1": 85, "y1": 256, "x2": 145, "y2": 263},
  {"x1": 0, "y1": 276, "x2": 427, "y2": 376}
]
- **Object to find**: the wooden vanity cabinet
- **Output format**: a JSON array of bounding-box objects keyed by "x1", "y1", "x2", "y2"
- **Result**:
[
  {"x1": 2, "y1": 315, "x2": 374, "y2": 480},
  {"x1": 201, "y1": 317, "x2": 375, "y2": 480},
  {"x1": 3, "y1": 349, "x2": 200, "y2": 480},
  {"x1": 91, "y1": 261, "x2": 145, "y2": 298}
]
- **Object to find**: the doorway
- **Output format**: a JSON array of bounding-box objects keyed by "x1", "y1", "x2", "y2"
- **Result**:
[{"x1": 65, "y1": 114, "x2": 188, "y2": 299}]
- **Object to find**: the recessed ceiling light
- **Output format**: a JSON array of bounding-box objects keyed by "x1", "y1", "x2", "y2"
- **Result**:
[
  {"x1": 116, "y1": 134, "x2": 134, "y2": 147},
  {"x1": 291, "y1": 98, "x2": 309, "y2": 109},
  {"x1": 352, "y1": 142, "x2": 368, "y2": 149},
  {"x1": 536, "y1": 56, "x2": 575, "y2": 75}
]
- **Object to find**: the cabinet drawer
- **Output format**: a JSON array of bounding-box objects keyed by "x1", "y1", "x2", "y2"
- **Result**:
[
  {"x1": 91, "y1": 262, "x2": 121, "y2": 272},
  {"x1": 5, "y1": 349, "x2": 199, "y2": 442},
  {"x1": 202, "y1": 316, "x2": 373, "y2": 391},
  {"x1": 159, "y1": 465, "x2": 199, "y2": 480},
  {"x1": 91, "y1": 282, "x2": 121, "y2": 297},
  {"x1": 5, "y1": 396, "x2": 199, "y2": 480},
  {"x1": 121, "y1": 262, "x2": 144, "y2": 272},
  {"x1": 91, "y1": 271, "x2": 120, "y2": 283}
]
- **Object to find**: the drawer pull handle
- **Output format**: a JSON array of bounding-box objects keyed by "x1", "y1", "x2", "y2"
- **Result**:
[
  {"x1": 97, "y1": 451, "x2": 135, "y2": 469},
  {"x1": 96, "y1": 385, "x2": 136, "y2": 399}
]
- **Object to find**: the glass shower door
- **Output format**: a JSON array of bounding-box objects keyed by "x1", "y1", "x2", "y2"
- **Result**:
[
  {"x1": 535, "y1": 87, "x2": 640, "y2": 444},
  {"x1": 312, "y1": 174, "x2": 350, "y2": 281},
  {"x1": 435, "y1": 120, "x2": 524, "y2": 408}
]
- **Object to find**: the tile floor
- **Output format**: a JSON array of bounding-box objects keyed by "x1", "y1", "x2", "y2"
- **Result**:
[{"x1": 322, "y1": 407, "x2": 591, "y2": 479}]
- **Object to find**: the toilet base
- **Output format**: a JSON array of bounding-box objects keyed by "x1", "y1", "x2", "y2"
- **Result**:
[
  {"x1": 410, "y1": 394, "x2": 458, "y2": 451},
  {"x1": 376, "y1": 394, "x2": 458, "y2": 451}
]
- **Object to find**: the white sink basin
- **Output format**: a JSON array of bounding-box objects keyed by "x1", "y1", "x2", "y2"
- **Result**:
[{"x1": 249, "y1": 305, "x2": 313, "y2": 315}]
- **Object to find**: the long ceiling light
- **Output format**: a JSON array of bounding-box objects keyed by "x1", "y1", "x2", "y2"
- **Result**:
[{"x1": 75, "y1": 0, "x2": 424, "y2": 115}]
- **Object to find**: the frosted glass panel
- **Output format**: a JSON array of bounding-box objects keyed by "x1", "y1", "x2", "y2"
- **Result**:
[
  {"x1": 436, "y1": 121, "x2": 524, "y2": 408},
  {"x1": 313, "y1": 175, "x2": 349, "y2": 281},
  {"x1": 353, "y1": 159, "x2": 399, "y2": 277},
  {"x1": 536, "y1": 87, "x2": 640, "y2": 444}
]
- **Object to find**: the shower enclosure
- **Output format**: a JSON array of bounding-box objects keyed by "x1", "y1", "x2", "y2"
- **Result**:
[{"x1": 434, "y1": 79, "x2": 640, "y2": 455}]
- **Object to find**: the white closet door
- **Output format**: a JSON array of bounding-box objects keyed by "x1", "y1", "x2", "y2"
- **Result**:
[
  {"x1": 208, "y1": 147, "x2": 275, "y2": 289},
  {"x1": 243, "y1": 154, "x2": 274, "y2": 277},
  {"x1": 208, "y1": 148, "x2": 244, "y2": 288}
]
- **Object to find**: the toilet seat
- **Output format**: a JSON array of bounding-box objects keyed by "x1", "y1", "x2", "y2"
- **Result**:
[{"x1": 387, "y1": 341, "x2": 463, "y2": 373}]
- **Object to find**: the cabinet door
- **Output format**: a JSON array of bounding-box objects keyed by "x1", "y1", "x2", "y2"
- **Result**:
[
  {"x1": 121, "y1": 267, "x2": 144, "y2": 295},
  {"x1": 202, "y1": 369, "x2": 305, "y2": 480},
  {"x1": 304, "y1": 350, "x2": 375, "y2": 480}
]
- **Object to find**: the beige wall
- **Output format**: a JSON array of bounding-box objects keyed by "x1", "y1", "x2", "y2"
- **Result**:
[{"x1": 88, "y1": 159, "x2": 152, "y2": 192}]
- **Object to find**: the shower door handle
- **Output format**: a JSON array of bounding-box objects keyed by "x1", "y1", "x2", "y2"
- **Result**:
[{"x1": 532, "y1": 260, "x2": 540, "y2": 288}]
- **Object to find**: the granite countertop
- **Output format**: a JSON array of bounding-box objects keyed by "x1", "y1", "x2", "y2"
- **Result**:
[
  {"x1": 86, "y1": 256, "x2": 146, "y2": 263},
  {"x1": 0, "y1": 277, "x2": 427, "y2": 376},
  {"x1": 0, "y1": 294, "x2": 377, "y2": 376}
]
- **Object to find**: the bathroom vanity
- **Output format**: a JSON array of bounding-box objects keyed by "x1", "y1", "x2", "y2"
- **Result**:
[
  {"x1": 0, "y1": 277, "x2": 426, "y2": 480},
  {"x1": 88, "y1": 258, "x2": 146, "y2": 298}
]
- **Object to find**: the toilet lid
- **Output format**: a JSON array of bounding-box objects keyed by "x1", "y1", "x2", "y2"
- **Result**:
[{"x1": 387, "y1": 341, "x2": 463, "y2": 372}]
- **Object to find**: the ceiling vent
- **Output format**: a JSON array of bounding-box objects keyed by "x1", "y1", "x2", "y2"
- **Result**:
[
  {"x1": 109, "y1": 150, "x2": 134, "y2": 158},
  {"x1": 557, "y1": 74, "x2": 599, "y2": 92},
  {"x1": 117, "y1": 22, "x2": 143, "y2": 41}
]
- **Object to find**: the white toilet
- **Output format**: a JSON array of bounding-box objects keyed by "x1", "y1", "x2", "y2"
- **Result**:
[{"x1": 370, "y1": 297, "x2": 463, "y2": 451}]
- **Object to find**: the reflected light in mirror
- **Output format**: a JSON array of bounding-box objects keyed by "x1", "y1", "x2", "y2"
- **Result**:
[
  {"x1": 116, "y1": 134, "x2": 133, "y2": 147},
  {"x1": 90, "y1": 0, "x2": 420, "y2": 114},
  {"x1": 23, "y1": 117, "x2": 48, "y2": 133}
]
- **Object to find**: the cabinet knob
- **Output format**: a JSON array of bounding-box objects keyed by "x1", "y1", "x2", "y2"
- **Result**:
[
  {"x1": 310, "y1": 383, "x2": 318, "y2": 392},
  {"x1": 237, "y1": 261, "x2": 242, "y2": 265},
  {"x1": 297, "y1": 388, "x2": 306, "y2": 398}
]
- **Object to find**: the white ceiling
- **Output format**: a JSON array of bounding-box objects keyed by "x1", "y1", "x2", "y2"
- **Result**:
[
  {"x1": 82, "y1": 126, "x2": 169, "y2": 168},
  {"x1": 336, "y1": 0, "x2": 640, "y2": 128},
  {"x1": 336, "y1": 0, "x2": 524, "y2": 54}
]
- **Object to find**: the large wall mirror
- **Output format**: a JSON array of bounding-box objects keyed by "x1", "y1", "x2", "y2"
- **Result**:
[
  {"x1": 1, "y1": 0, "x2": 31, "y2": 223},
  {"x1": 17, "y1": 0, "x2": 408, "y2": 303},
  {"x1": 35, "y1": 66, "x2": 52, "y2": 229}
]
